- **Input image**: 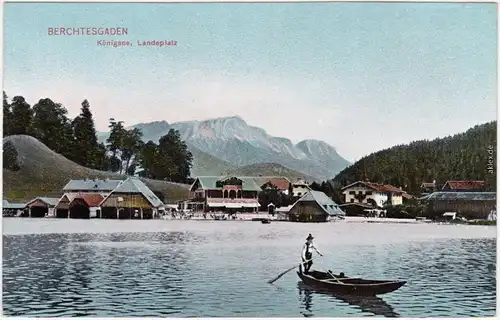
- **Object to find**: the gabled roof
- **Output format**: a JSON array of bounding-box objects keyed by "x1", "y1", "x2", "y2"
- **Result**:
[
  {"x1": 293, "y1": 179, "x2": 310, "y2": 186},
  {"x1": 3, "y1": 202, "x2": 26, "y2": 209},
  {"x1": 190, "y1": 176, "x2": 262, "y2": 192},
  {"x1": 63, "y1": 179, "x2": 123, "y2": 192},
  {"x1": 420, "y1": 182, "x2": 436, "y2": 188},
  {"x1": 442, "y1": 180, "x2": 486, "y2": 190},
  {"x1": 422, "y1": 192, "x2": 496, "y2": 201},
  {"x1": 341, "y1": 181, "x2": 403, "y2": 193},
  {"x1": 291, "y1": 190, "x2": 345, "y2": 217},
  {"x1": 402, "y1": 192, "x2": 415, "y2": 199},
  {"x1": 101, "y1": 177, "x2": 164, "y2": 207},
  {"x1": 26, "y1": 197, "x2": 60, "y2": 207},
  {"x1": 71, "y1": 193, "x2": 104, "y2": 207},
  {"x1": 256, "y1": 177, "x2": 291, "y2": 190}
]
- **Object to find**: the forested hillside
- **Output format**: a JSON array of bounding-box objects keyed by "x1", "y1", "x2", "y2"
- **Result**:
[
  {"x1": 333, "y1": 122, "x2": 497, "y2": 195},
  {"x1": 3, "y1": 92, "x2": 193, "y2": 184}
]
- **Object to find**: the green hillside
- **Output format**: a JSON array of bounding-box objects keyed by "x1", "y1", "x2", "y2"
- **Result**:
[
  {"x1": 189, "y1": 146, "x2": 236, "y2": 176},
  {"x1": 3, "y1": 135, "x2": 190, "y2": 202},
  {"x1": 226, "y1": 162, "x2": 317, "y2": 182}
]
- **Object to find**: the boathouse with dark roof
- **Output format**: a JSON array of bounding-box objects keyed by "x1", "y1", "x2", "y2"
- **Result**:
[
  {"x1": 2, "y1": 200, "x2": 27, "y2": 217},
  {"x1": 25, "y1": 197, "x2": 60, "y2": 218},
  {"x1": 287, "y1": 190, "x2": 345, "y2": 222},
  {"x1": 421, "y1": 191, "x2": 496, "y2": 219}
]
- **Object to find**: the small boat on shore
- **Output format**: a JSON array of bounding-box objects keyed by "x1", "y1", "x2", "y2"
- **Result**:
[
  {"x1": 261, "y1": 219, "x2": 271, "y2": 224},
  {"x1": 297, "y1": 270, "x2": 406, "y2": 296}
]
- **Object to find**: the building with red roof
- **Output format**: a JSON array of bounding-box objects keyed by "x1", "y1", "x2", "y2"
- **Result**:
[
  {"x1": 68, "y1": 193, "x2": 105, "y2": 219},
  {"x1": 254, "y1": 176, "x2": 292, "y2": 195},
  {"x1": 341, "y1": 181, "x2": 412, "y2": 207},
  {"x1": 441, "y1": 180, "x2": 486, "y2": 192}
]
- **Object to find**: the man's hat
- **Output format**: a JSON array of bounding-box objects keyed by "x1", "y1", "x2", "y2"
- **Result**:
[{"x1": 306, "y1": 233, "x2": 314, "y2": 240}]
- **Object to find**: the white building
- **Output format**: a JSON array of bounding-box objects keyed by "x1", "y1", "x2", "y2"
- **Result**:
[
  {"x1": 341, "y1": 181, "x2": 405, "y2": 207},
  {"x1": 292, "y1": 179, "x2": 311, "y2": 198}
]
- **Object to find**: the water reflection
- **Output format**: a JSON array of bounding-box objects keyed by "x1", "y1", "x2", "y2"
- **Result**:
[
  {"x1": 3, "y1": 232, "x2": 193, "y2": 317},
  {"x1": 297, "y1": 282, "x2": 400, "y2": 317}
]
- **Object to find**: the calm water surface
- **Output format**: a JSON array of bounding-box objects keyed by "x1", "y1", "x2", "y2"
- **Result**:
[{"x1": 2, "y1": 219, "x2": 497, "y2": 317}]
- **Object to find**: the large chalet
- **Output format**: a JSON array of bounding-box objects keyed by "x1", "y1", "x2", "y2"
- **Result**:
[
  {"x1": 341, "y1": 181, "x2": 405, "y2": 207},
  {"x1": 189, "y1": 176, "x2": 262, "y2": 213}
]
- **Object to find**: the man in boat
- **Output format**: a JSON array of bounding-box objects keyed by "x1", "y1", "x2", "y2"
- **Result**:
[{"x1": 301, "y1": 233, "x2": 322, "y2": 274}]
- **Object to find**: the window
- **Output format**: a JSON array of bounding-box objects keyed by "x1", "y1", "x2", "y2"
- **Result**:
[
  {"x1": 366, "y1": 191, "x2": 372, "y2": 195},
  {"x1": 349, "y1": 191, "x2": 355, "y2": 195},
  {"x1": 350, "y1": 199, "x2": 354, "y2": 203}
]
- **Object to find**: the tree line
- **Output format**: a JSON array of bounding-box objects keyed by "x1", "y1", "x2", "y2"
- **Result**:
[
  {"x1": 332, "y1": 121, "x2": 497, "y2": 195},
  {"x1": 3, "y1": 92, "x2": 193, "y2": 183},
  {"x1": 304, "y1": 121, "x2": 497, "y2": 206}
]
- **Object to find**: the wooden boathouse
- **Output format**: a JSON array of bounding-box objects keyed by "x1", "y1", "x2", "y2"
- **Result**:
[
  {"x1": 55, "y1": 179, "x2": 122, "y2": 218},
  {"x1": 54, "y1": 178, "x2": 164, "y2": 219},
  {"x1": 25, "y1": 197, "x2": 60, "y2": 217},
  {"x1": 99, "y1": 177, "x2": 165, "y2": 219},
  {"x1": 68, "y1": 193, "x2": 105, "y2": 219},
  {"x1": 2, "y1": 200, "x2": 27, "y2": 217},
  {"x1": 420, "y1": 191, "x2": 496, "y2": 219},
  {"x1": 288, "y1": 190, "x2": 345, "y2": 222}
]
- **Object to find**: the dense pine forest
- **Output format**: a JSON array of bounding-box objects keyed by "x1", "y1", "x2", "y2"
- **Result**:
[
  {"x1": 3, "y1": 92, "x2": 193, "y2": 184},
  {"x1": 331, "y1": 121, "x2": 497, "y2": 195}
]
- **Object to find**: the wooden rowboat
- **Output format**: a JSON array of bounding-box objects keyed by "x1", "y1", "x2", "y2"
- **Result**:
[{"x1": 297, "y1": 270, "x2": 406, "y2": 296}]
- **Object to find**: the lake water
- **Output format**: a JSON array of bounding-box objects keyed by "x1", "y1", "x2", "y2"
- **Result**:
[{"x1": 2, "y1": 219, "x2": 497, "y2": 317}]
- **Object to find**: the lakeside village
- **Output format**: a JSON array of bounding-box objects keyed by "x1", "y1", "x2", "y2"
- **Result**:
[{"x1": 2, "y1": 175, "x2": 497, "y2": 225}]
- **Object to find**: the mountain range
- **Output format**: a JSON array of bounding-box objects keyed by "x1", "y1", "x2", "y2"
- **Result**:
[{"x1": 99, "y1": 116, "x2": 350, "y2": 181}]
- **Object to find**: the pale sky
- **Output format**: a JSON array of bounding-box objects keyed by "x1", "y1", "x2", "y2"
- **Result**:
[{"x1": 3, "y1": 2, "x2": 497, "y2": 162}]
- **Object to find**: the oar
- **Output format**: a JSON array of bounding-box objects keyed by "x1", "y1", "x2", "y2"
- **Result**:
[
  {"x1": 326, "y1": 270, "x2": 344, "y2": 284},
  {"x1": 267, "y1": 256, "x2": 320, "y2": 284}
]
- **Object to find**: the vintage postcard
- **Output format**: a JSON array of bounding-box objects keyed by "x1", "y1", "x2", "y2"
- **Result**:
[{"x1": 2, "y1": 1, "x2": 497, "y2": 318}]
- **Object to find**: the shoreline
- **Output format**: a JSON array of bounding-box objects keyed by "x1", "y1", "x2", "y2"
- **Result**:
[{"x1": 5, "y1": 214, "x2": 496, "y2": 226}]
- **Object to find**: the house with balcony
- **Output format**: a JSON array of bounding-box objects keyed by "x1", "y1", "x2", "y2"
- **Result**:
[
  {"x1": 189, "y1": 176, "x2": 262, "y2": 213},
  {"x1": 341, "y1": 181, "x2": 405, "y2": 208}
]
